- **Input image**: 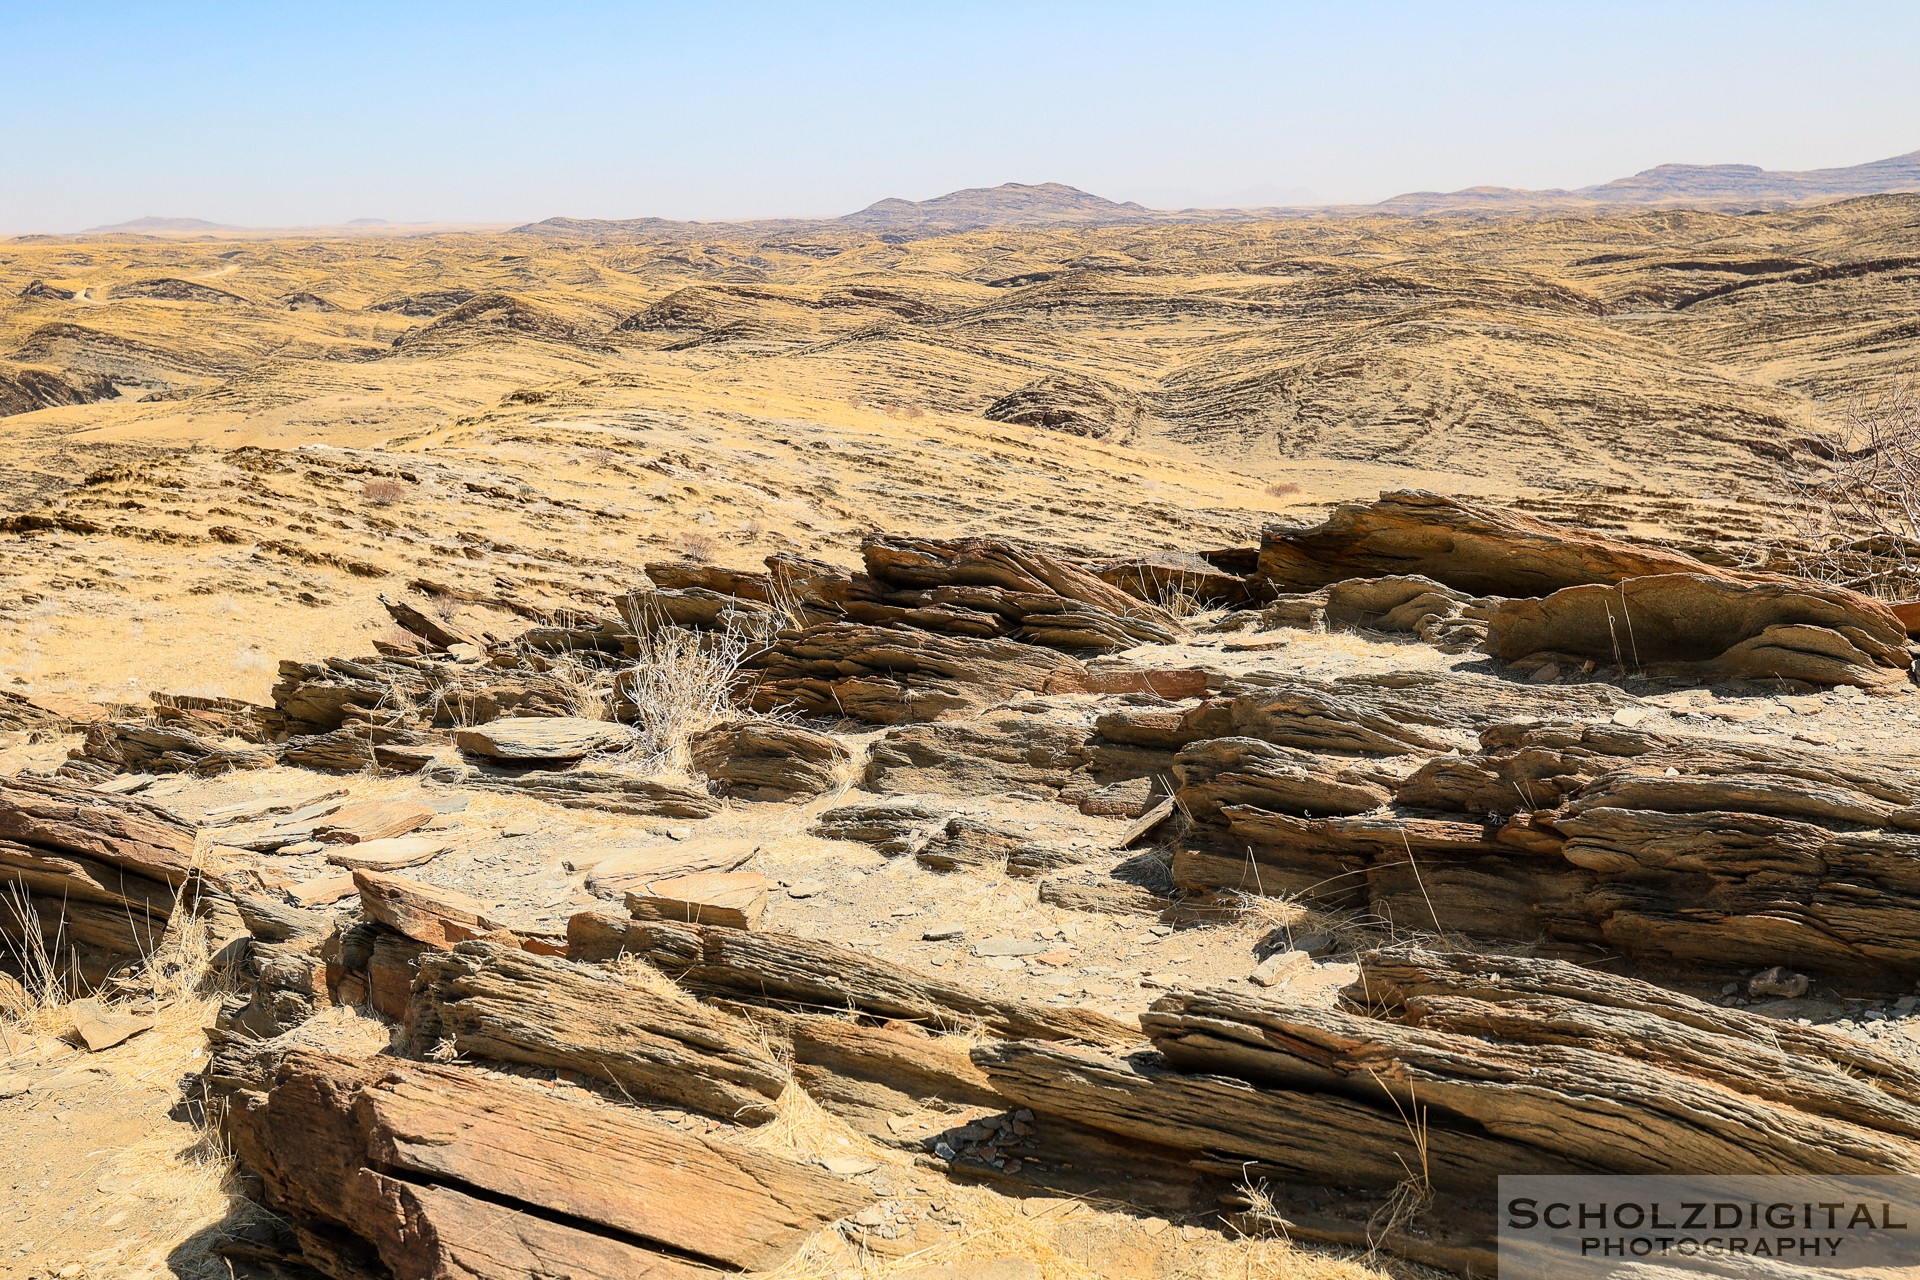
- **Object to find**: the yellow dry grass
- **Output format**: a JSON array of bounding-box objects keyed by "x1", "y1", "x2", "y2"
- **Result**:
[
  {"x1": 8, "y1": 198, "x2": 1918, "y2": 703},
  {"x1": 1, "y1": 909, "x2": 249, "y2": 1280}
]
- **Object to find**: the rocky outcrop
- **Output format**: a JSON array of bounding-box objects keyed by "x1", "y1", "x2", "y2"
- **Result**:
[
  {"x1": 568, "y1": 913, "x2": 1133, "y2": 1045},
  {"x1": 381, "y1": 595, "x2": 488, "y2": 651},
  {"x1": 619, "y1": 536, "x2": 1176, "y2": 661},
  {"x1": 279, "y1": 720, "x2": 439, "y2": 774},
  {"x1": 619, "y1": 585, "x2": 784, "y2": 637},
  {"x1": 62, "y1": 721, "x2": 275, "y2": 777},
  {"x1": 1256, "y1": 490, "x2": 1742, "y2": 595},
  {"x1": 460, "y1": 764, "x2": 720, "y2": 817},
  {"x1": 208, "y1": 894, "x2": 333, "y2": 1045},
  {"x1": 225, "y1": 1049, "x2": 868, "y2": 1279},
  {"x1": 454, "y1": 715, "x2": 634, "y2": 761},
  {"x1": 689, "y1": 719, "x2": 849, "y2": 799},
  {"x1": 864, "y1": 710, "x2": 1095, "y2": 796},
  {"x1": 0, "y1": 364, "x2": 120, "y2": 418},
  {"x1": 642, "y1": 559, "x2": 777, "y2": 600},
  {"x1": 272, "y1": 655, "x2": 577, "y2": 736},
  {"x1": 1173, "y1": 737, "x2": 1397, "y2": 820},
  {"x1": 0, "y1": 691, "x2": 96, "y2": 737},
  {"x1": 353, "y1": 870, "x2": 517, "y2": 951},
  {"x1": 983, "y1": 371, "x2": 1148, "y2": 440},
  {"x1": 1097, "y1": 552, "x2": 1264, "y2": 608},
  {"x1": 1095, "y1": 672, "x2": 1631, "y2": 757},
  {"x1": 410, "y1": 940, "x2": 789, "y2": 1121},
  {"x1": 916, "y1": 815, "x2": 1085, "y2": 877},
  {"x1": 1175, "y1": 716, "x2": 1920, "y2": 991},
  {"x1": 747, "y1": 623, "x2": 1086, "y2": 723},
  {"x1": 1323, "y1": 574, "x2": 1494, "y2": 650},
  {"x1": 0, "y1": 776, "x2": 210, "y2": 983},
  {"x1": 391, "y1": 293, "x2": 606, "y2": 353},
  {"x1": 976, "y1": 945, "x2": 1920, "y2": 1269},
  {"x1": 808, "y1": 798, "x2": 949, "y2": 855},
  {"x1": 862, "y1": 535, "x2": 1179, "y2": 649},
  {"x1": 1486, "y1": 572, "x2": 1914, "y2": 688}
]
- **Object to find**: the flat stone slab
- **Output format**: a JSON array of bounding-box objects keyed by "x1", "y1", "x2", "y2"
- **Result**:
[
  {"x1": 287, "y1": 873, "x2": 359, "y2": 907},
  {"x1": 585, "y1": 840, "x2": 759, "y2": 899},
  {"x1": 455, "y1": 716, "x2": 634, "y2": 761},
  {"x1": 325, "y1": 835, "x2": 451, "y2": 871},
  {"x1": 626, "y1": 870, "x2": 769, "y2": 930},
  {"x1": 69, "y1": 999, "x2": 152, "y2": 1052},
  {"x1": 317, "y1": 796, "x2": 437, "y2": 844}
]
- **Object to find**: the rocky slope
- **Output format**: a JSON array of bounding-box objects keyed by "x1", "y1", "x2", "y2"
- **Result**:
[
  {"x1": 4, "y1": 494, "x2": 1919, "y2": 1278},
  {"x1": 5, "y1": 197, "x2": 1919, "y2": 705}
]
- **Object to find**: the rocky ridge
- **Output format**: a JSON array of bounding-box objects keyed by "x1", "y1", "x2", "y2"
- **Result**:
[{"x1": 3, "y1": 491, "x2": 1919, "y2": 1277}]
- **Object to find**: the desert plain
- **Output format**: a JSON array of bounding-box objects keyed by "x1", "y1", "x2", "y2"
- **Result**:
[{"x1": 3, "y1": 184, "x2": 1920, "y2": 1280}]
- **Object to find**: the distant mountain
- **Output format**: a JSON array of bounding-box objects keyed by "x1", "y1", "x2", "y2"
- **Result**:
[
  {"x1": 83, "y1": 215, "x2": 237, "y2": 234},
  {"x1": 1376, "y1": 149, "x2": 1920, "y2": 214},
  {"x1": 511, "y1": 150, "x2": 1920, "y2": 241},
  {"x1": 839, "y1": 182, "x2": 1155, "y2": 231},
  {"x1": 513, "y1": 183, "x2": 1161, "y2": 240}
]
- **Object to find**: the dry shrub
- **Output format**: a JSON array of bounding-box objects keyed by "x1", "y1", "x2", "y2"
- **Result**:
[
  {"x1": 1779, "y1": 381, "x2": 1920, "y2": 598},
  {"x1": 360, "y1": 477, "x2": 409, "y2": 506},
  {"x1": 612, "y1": 597, "x2": 775, "y2": 776},
  {"x1": 677, "y1": 529, "x2": 720, "y2": 562},
  {"x1": 1265, "y1": 480, "x2": 1303, "y2": 498},
  {"x1": 606, "y1": 950, "x2": 700, "y2": 1006}
]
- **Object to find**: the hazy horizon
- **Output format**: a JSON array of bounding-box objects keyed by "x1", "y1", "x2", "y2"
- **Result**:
[{"x1": 5, "y1": 0, "x2": 1919, "y2": 234}]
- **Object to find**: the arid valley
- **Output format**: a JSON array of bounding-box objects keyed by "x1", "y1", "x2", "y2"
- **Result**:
[{"x1": 5, "y1": 153, "x2": 1920, "y2": 1280}]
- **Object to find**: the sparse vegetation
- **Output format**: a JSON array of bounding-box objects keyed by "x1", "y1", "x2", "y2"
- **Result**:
[
  {"x1": 1780, "y1": 381, "x2": 1920, "y2": 598},
  {"x1": 612, "y1": 602, "x2": 765, "y2": 775},
  {"x1": 1, "y1": 886, "x2": 250, "y2": 1279},
  {"x1": 360, "y1": 477, "x2": 409, "y2": 506},
  {"x1": 677, "y1": 529, "x2": 720, "y2": 562}
]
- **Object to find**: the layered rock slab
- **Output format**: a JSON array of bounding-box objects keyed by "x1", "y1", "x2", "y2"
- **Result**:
[
  {"x1": 225, "y1": 1049, "x2": 868, "y2": 1278},
  {"x1": 1487, "y1": 571, "x2": 1913, "y2": 688}
]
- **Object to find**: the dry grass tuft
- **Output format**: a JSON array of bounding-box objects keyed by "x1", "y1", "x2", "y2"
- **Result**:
[
  {"x1": 1, "y1": 893, "x2": 259, "y2": 1280},
  {"x1": 540, "y1": 650, "x2": 618, "y2": 721},
  {"x1": 740, "y1": 1081, "x2": 874, "y2": 1165},
  {"x1": 1221, "y1": 874, "x2": 1474, "y2": 962},
  {"x1": 611, "y1": 596, "x2": 779, "y2": 777},
  {"x1": 606, "y1": 949, "x2": 701, "y2": 1006}
]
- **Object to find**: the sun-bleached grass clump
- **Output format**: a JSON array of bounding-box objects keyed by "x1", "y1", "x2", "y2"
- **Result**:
[
  {"x1": 615, "y1": 622, "x2": 756, "y2": 776},
  {"x1": 610, "y1": 586, "x2": 802, "y2": 776}
]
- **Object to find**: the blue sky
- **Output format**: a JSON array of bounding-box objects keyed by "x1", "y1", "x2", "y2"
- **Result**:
[{"x1": 3, "y1": 1, "x2": 1916, "y2": 231}]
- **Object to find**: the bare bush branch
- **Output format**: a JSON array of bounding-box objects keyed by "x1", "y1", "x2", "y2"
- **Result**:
[{"x1": 1778, "y1": 381, "x2": 1920, "y2": 598}]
